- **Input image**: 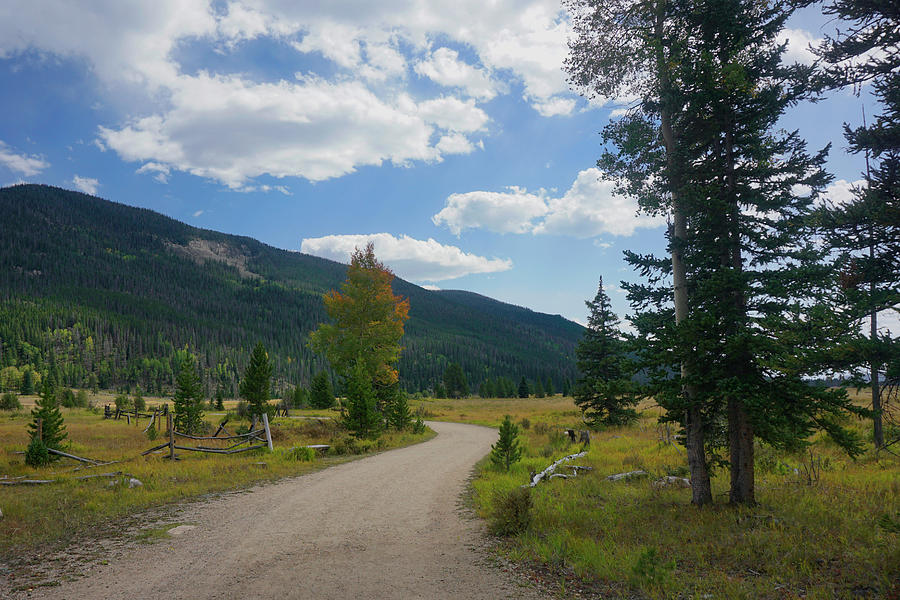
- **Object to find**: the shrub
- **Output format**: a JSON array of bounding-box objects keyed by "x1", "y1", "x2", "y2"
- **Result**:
[
  {"x1": 0, "y1": 391, "x2": 21, "y2": 410},
  {"x1": 114, "y1": 393, "x2": 131, "y2": 411},
  {"x1": 629, "y1": 547, "x2": 675, "y2": 589},
  {"x1": 533, "y1": 421, "x2": 550, "y2": 435},
  {"x1": 489, "y1": 486, "x2": 532, "y2": 536},
  {"x1": 75, "y1": 389, "x2": 91, "y2": 408},
  {"x1": 236, "y1": 400, "x2": 251, "y2": 420},
  {"x1": 60, "y1": 388, "x2": 77, "y2": 408},
  {"x1": 412, "y1": 417, "x2": 426, "y2": 434},
  {"x1": 25, "y1": 436, "x2": 51, "y2": 467},
  {"x1": 518, "y1": 417, "x2": 531, "y2": 430}
]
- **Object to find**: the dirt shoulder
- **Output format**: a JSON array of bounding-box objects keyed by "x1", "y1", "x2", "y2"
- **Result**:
[{"x1": 2, "y1": 421, "x2": 546, "y2": 600}]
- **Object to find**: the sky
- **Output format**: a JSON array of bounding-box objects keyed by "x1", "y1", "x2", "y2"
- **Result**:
[{"x1": 0, "y1": 1, "x2": 886, "y2": 328}]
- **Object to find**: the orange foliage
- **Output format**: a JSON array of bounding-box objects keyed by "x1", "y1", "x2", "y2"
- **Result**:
[{"x1": 310, "y1": 243, "x2": 410, "y2": 386}]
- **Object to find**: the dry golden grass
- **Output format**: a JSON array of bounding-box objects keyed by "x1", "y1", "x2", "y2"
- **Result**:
[{"x1": 0, "y1": 401, "x2": 432, "y2": 558}]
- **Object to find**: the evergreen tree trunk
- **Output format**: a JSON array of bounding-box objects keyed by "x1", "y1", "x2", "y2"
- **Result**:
[
  {"x1": 656, "y1": 0, "x2": 712, "y2": 506},
  {"x1": 870, "y1": 246, "x2": 883, "y2": 449}
]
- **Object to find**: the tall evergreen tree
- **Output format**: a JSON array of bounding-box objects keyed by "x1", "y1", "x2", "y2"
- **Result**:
[
  {"x1": 240, "y1": 341, "x2": 273, "y2": 417},
  {"x1": 817, "y1": 0, "x2": 900, "y2": 448},
  {"x1": 567, "y1": 0, "x2": 867, "y2": 504},
  {"x1": 574, "y1": 278, "x2": 638, "y2": 427},
  {"x1": 173, "y1": 354, "x2": 204, "y2": 435}
]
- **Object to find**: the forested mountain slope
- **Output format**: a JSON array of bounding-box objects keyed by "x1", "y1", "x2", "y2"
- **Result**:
[{"x1": 0, "y1": 184, "x2": 582, "y2": 395}]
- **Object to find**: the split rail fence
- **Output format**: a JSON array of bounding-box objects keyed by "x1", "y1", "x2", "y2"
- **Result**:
[{"x1": 141, "y1": 413, "x2": 273, "y2": 460}]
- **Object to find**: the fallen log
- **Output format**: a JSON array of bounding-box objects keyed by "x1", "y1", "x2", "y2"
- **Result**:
[
  {"x1": 526, "y1": 451, "x2": 588, "y2": 487},
  {"x1": 72, "y1": 460, "x2": 121, "y2": 472},
  {"x1": 174, "y1": 430, "x2": 264, "y2": 441},
  {"x1": 47, "y1": 448, "x2": 101, "y2": 464},
  {"x1": 606, "y1": 470, "x2": 648, "y2": 481},
  {"x1": 0, "y1": 479, "x2": 56, "y2": 485},
  {"x1": 173, "y1": 444, "x2": 266, "y2": 454},
  {"x1": 141, "y1": 442, "x2": 172, "y2": 456}
]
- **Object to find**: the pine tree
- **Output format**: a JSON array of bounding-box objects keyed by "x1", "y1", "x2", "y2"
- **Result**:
[
  {"x1": 133, "y1": 385, "x2": 145, "y2": 412},
  {"x1": 443, "y1": 363, "x2": 469, "y2": 398},
  {"x1": 545, "y1": 376, "x2": 554, "y2": 397},
  {"x1": 817, "y1": 0, "x2": 900, "y2": 448},
  {"x1": 174, "y1": 354, "x2": 204, "y2": 435},
  {"x1": 345, "y1": 359, "x2": 380, "y2": 439},
  {"x1": 434, "y1": 382, "x2": 446, "y2": 399},
  {"x1": 21, "y1": 368, "x2": 34, "y2": 395},
  {"x1": 240, "y1": 341, "x2": 273, "y2": 417},
  {"x1": 534, "y1": 379, "x2": 545, "y2": 398},
  {"x1": 28, "y1": 370, "x2": 67, "y2": 462},
  {"x1": 387, "y1": 387, "x2": 412, "y2": 430},
  {"x1": 517, "y1": 377, "x2": 529, "y2": 398},
  {"x1": 214, "y1": 386, "x2": 225, "y2": 411},
  {"x1": 574, "y1": 278, "x2": 638, "y2": 428},
  {"x1": 310, "y1": 371, "x2": 334, "y2": 409},
  {"x1": 490, "y1": 415, "x2": 523, "y2": 471}
]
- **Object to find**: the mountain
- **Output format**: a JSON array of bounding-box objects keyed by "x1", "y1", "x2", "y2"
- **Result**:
[{"x1": 0, "y1": 184, "x2": 583, "y2": 396}]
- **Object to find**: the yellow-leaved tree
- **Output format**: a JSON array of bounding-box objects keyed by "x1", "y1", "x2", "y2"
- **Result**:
[{"x1": 310, "y1": 242, "x2": 410, "y2": 392}]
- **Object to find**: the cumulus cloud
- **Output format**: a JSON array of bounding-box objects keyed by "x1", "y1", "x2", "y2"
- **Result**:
[
  {"x1": 434, "y1": 187, "x2": 549, "y2": 235},
  {"x1": 434, "y1": 168, "x2": 665, "y2": 238},
  {"x1": 0, "y1": 0, "x2": 579, "y2": 188},
  {"x1": 0, "y1": 140, "x2": 49, "y2": 176},
  {"x1": 778, "y1": 28, "x2": 821, "y2": 66},
  {"x1": 300, "y1": 233, "x2": 512, "y2": 282},
  {"x1": 72, "y1": 175, "x2": 99, "y2": 195},
  {"x1": 821, "y1": 179, "x2": 865, "y2": 207},
  {"x1": 414, "y1": 47, "x2": 498, "y2": 100}
]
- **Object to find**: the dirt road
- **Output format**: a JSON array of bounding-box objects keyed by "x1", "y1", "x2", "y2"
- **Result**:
[{"x1": 18, "y1": 421, "x2": 545, "y2": 599}]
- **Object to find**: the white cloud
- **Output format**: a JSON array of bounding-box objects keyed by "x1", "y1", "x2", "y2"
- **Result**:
[
  {"x1": 535, "y1": 168, "x2": 665, "y2": 237},
  {"x1": 99, "y1": 74, "x2": 440, "y2": 187},
  {"x1": 434, "y1": 187, "x2": 549, "y2": 235},
  {"x1": 414, "y1": 47, "x2": 498, "y2": 100},
  {"x1": 434, "y1": 168, "x2": 665, "y2": 238},
  {"x1": 0, "y1": 0, "x2": 578, "y2": 188},
  {"x1": 778, "y1": 28, "x2": 821, "y2": 66},
  {"x1": 192, "y1": 209, "x2": 204, "y2": 217},
  {"x1": 72, "y1": 175, "x2": 99, "y2": 195},
  {"x1": 821, "y1": 179, "x2": 865, "y2": 207},
  {"x1": 0, "y1": 140, "x2": 49, "y2": 176},
  {"x1": 532, "y1": 96, "x2": 575, "y2": 117},
  {"x1": 435, "y1": 133, "x2": 476, "y2": 156},
  {"x1": 422, "y1": 284, "x2": 441, "y2": 291},
  {"x1": 417, "y1": 97, "x2": 489, "y2": 132},
  {"x1": 300, "y1": 233, "x2": 512, "y2": 282}
]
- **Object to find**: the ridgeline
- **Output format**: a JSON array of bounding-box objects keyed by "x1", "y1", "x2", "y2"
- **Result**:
[{"x1": 0, "y1": 184, "x2": 582, "y2": 396}]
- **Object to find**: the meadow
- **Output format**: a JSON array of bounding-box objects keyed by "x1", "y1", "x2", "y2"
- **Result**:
[
  {"x1": 414, "y1": 394, "x2": 900, "y2": 599},
  {"x1": 0, "y1": 394, "x2": 433, "y2": 559}
]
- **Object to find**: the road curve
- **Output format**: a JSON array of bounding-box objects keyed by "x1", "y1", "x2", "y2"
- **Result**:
[{"x1": 25, "y1": 421, "x2": 545, "y2": 600}]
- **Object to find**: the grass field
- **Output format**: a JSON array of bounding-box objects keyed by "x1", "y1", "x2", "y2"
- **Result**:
[
  {"x1": 417, "y1": 394, "x2": 900, "y2": 599},
  {"x1": 0, "y1": 394, "x2": 433, "y2": 559}
]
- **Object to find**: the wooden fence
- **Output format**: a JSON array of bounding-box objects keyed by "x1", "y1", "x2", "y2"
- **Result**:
[{"x1": 141, "y1": 413, "x2": 273, "y2": 460}]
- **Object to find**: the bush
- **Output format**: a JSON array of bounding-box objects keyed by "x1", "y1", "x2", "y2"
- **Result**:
[
  {"x1": 518, "y1": 417, "x2": 531, "y2": 430},
  {"x1": 60, "y1": 388, "x2": 77, "y2": 408},
  {"x1": 489, "y1": 486, "x2": 532, "y2": 536},
  {"x1": 75, "y1": 389, "x2": 91, "y2": 408},
  {"x1": 412, "y1": 417, "x2": 426, "y2": 434},
  {"x1": 533, "y1": 421, "x2": 549, "y2": 435},
  {"x1": 25, "y1": 436, "x2": 51, "y2": 467},
  {"x1": 0, "y1": 391, "x2": 21, "y2": 410},
  {"x1": 236, "y1": 400, "x2": 251, "y2": 420},
  {"x1": 114, "y1": 393, "x2": 131, "y2": 411}
]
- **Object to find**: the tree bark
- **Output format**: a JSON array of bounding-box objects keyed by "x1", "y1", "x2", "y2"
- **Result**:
[
  {"x1": 871, "y1": 242, "x2": 884, "y2": 448},
  {"x1": 655, "y1": 0, "x2": 712, "y2": 506}
]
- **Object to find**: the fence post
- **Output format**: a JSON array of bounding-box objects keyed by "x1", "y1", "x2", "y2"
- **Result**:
[
  {"x1": 167, "y1": 412, "x2": 175, "y2": 460},
  {"x1": 262, "y1": 413, "x2": 273, "y2": 452}
]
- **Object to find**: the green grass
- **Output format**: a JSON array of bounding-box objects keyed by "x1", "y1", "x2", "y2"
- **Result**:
[
  {"x1": 456, "y1": 395, "x2": 900, "y2": 599},
  {"x1": 0, "y1": 396, "x2": 434, "y2": 559}
]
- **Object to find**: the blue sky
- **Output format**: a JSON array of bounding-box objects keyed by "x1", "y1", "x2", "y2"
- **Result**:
[{"x1": 0, "y1": 1, "x2": 879, "y2": 326}]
